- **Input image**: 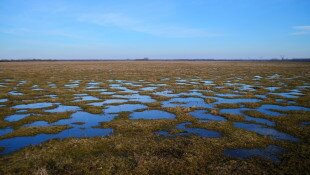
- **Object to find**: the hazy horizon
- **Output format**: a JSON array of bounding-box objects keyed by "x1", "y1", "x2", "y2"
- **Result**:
[{"x1": 1, "y1": 0, "x2": 310, "y2": 59}]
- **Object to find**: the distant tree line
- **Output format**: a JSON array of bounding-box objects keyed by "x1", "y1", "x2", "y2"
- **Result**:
[{"x1": 0, "y1": 58, "x2": 309, "y2": 62}]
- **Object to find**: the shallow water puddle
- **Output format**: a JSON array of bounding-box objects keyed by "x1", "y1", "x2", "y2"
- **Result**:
[
  {"x1": 270, "y1": 90, "x2": 304, "y2": 98},
  {"x1": 189, "y1": 110, "x2": 227, "y2": 122},
  {"x1": 220, "y1": 108, "x2": 275, "y2": 126},
  {"x1": 64, "y1": 80, "x2": 80, "y2": 88},
  {"x1": 87, "y1": 81, "x2": 101, "y2": 85},
  {"x1": 162, "y1": 97, "x2": 212, "y2": 108},
  {"x1": 31, "y1": 85, "x2": 43, "y2": 91},
  {"x1": 24, "y1": 121, "x2": 50, "y2": 127},
  {"x1": 216, "y1": 93, "x2": 242, "y2": 97},
  {"x1": 109, "y1": 83, "x2": 136, "y2": 92},
  {"x1": 180, "y1": 90, "x2": 205, "y2": 98},
  {"x1": 100, "y1": 91, "x2": 115, "y2": 95},
  {"x1": 175, "y1": 82, "x2": 187, "y2": 85},
  {"x1": 8, "y1": 91, "x2": 23, "y2": 96},
  {"x1": 243, "y1": 116, "x2": 275, "y2": 127},
  {"x1": 26, "y1": 112, "x2": 116, "y2": 127},
  {"x1": 154, "y1": 90, "x2": 205, "y2": 98},
  {"x1": 234, "y1": 122, "x2": 299, "y2": 142},
  {"x1": 113, "y1": 94, "x2": 156, "y2": 103},
  {"x1": 122, "y1": 81, "x2": 142, "y2": 87},
  {"x1": 224, "y1": 145, "x2": 284, "y2": 162},
  {"x1": 12, "y1": 102, "x2": 54, "y2": 109},
  {"x1": 5, "y1": 114, "x2": 31, "y2": 122},
  {"x1": 89, "y1": 99, "x2": 129, "y2": 106},
  {"x1": 0, "y1": 111, "x2": 116, "y2": 154},
  {"x1": 104, "y1": 104, "x2": 148, "y2": 113},
  {"x1": 220, "y1": 104, "x2": 310, "y2": 118},
  {"x1": 202, "y1": 80, "x2": 214, "y2": 85},
  {"x1": 176, "y1": 79, "x2": 187, "y2": 83},
  {"x1": 46, "y1": 94, "x2": 57, "y2": 99},
  {"x1": 111, "y1": 85, "x2": 138, "y2": 93},
  {"x1": 86, "y1": 82, "x2": 101, "y2": 89},
  {"x1": 48, "y1": 83, "x2": 57, "y2": 88},
  {"x1": 154, "y1": 90, "x2": 179, "y2": 97},
  {"x1": 0, "y1": 127, "x2": 113, "y2": 155},
  {"x1": 64, "y1": 83, "x2": 80, "y2": 88},
  {"x1": 257, "y1": 104, "x2": 310, "y2": 117},
  {"x1": 253, "y1": 75, "x2": 263, "y2": 80},
  {"x1": 53, "y1": 111, "x2": 116, "y2": 127},
  {"x1": 129, "y1": 110, "x2": 175, "y2": 120},
  {"x1": 149, "y1": 83, "x2": 167, "y2": 87},
  {"x1": 73, "y1": 94, "x2": 100, "y2": 102},
  {"x1": 239, "y1": 84, "x2": 256, "y2": 91},
  {"x1": 45, "y1": 105, "x2": 81, "y2": 113},
  {"x1": 17, "y1": 80, "x2": 27, "y2": 85},
  {"x1": 211, "y1": 97, "x2": 261, "y2": 104},
  {"x1": 140, "y1": 87, "x2": 157, "y2": 91},
  {"x1": 86, "y1": 88, "x2": 107, "y2": 92},
  {"x1": 224, "y1": 82, "x2": 255, "y2": 91},
  {"x1": 255, "y1": 95, "x2": 267, "y2": 99},
  {"x1": 0, "y1": 99, "x2": 8, "y2": 103},
  {"x1": 265, "y1": 87, "x2": 280, "y2": 91},
  {"x1": 297, "y1": 85, "x2": 310, "y2": 90},
  {"x1": 301, "y1": 121, "x2": 310, "y2": 127},
  {"x1": 0, "y1": 127, "x2": 13, "y2": 137}
]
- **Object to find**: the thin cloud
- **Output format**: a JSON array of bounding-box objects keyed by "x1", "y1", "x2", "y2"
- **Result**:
[
  {"x1": 0, "y1": 28, "x2": 30, "y2": 35},
  {"x1": 0, "y1": 28, "x2": 84, "y2": 40},
  {"x1": 78, "y1": 13, "x2": 221, "y2": 38},
  {"x1": 292, "y1": 26, "x2": 310, "y2": 35}
]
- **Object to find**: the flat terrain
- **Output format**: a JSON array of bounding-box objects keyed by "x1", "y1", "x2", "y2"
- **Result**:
[{"x1": 0, "y1": 61, "x2": 309, "y2": 174}]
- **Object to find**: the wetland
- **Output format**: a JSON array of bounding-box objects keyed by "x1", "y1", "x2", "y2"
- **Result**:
[{"x1": 0, "y1": 61, "x2": 309, "y2": 174}]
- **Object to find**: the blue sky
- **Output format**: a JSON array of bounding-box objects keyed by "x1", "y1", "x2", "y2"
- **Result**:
[{"x1": 0, "y1": 0, "x2": 309, "y2": 59}]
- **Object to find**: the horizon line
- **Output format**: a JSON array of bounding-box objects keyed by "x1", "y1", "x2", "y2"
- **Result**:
[{"x1": 1, "y1": 58, "x2": 310, "y2": 62}]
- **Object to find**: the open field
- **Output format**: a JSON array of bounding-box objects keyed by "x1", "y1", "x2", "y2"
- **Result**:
[{"x1": 0, "y1": 61, "x2": 309, "y2": 174}]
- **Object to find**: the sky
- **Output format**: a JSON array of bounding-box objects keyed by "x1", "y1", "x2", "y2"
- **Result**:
[{"x1": 0, "y1": 0, "x2": 310, "y2": 59}]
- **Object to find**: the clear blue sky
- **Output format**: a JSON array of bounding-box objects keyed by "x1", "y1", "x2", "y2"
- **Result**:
[{"x1": 0, "y1": 0, "x2": 309, "y2": 59}]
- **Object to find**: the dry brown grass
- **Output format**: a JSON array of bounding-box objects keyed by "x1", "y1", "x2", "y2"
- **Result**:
[{"x1": 0, "y1": 61, "x2": 309, "y2": 174}]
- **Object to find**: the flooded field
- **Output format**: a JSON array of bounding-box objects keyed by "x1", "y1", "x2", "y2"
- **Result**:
[{"x1": 0, "y1": 61, "x2": 309, "y2": 174}]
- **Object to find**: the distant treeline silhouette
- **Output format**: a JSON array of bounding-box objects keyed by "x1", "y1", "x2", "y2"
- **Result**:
[{"x1": 0, "y1": 58, "x2": 309, "y2": 62}]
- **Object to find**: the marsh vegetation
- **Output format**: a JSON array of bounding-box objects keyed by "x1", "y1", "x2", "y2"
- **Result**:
[{"x1": 0, "y1": 61, "x2": 309, "y2": 174}]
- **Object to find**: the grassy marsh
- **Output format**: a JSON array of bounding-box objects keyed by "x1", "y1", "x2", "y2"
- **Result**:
[{"x1": 0, "y1": 61, "x2": 309, "y2": 174}]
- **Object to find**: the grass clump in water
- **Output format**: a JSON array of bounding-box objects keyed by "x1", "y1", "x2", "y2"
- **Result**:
[{"x1": 0, "y1": 125, "x2": 70, "y2": 139}]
